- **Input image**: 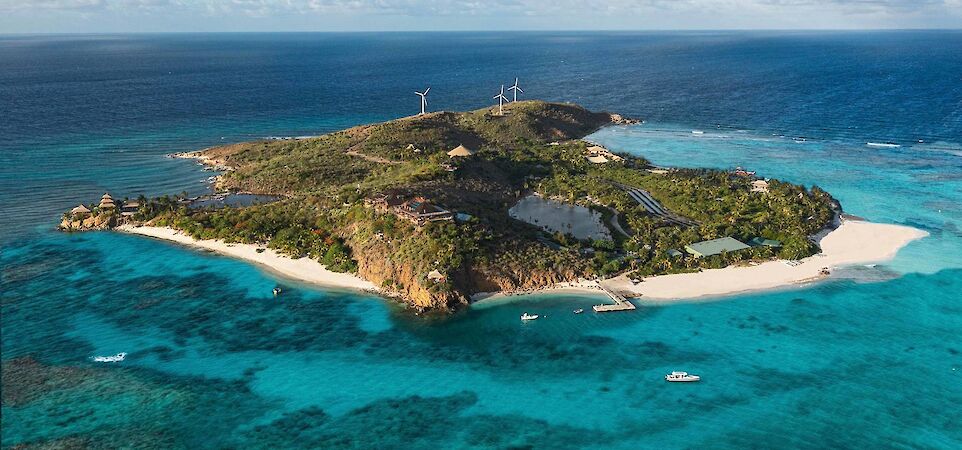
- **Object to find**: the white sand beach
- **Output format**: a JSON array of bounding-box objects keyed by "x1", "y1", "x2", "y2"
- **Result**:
[
  {"x1": 471, "y1": 279, "x2": 604, "y2": 303},
  {"x1": 117, "y1": 225, "x2": 377, "y2": 292},
  {"x1": 603, "y1": 219, "x2": 928, "y2": 302},
  {"x1": 120, "y1": 219, "x2": 925, "y2": 305}
]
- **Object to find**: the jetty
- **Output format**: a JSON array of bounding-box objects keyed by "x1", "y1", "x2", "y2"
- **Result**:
[{"x1": 592, "y1": 286, "x2": 636, "y2": 312}]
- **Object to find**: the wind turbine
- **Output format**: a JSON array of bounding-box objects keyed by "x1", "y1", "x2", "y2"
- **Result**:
[
  {"x1": 507, "y1": 77, "x2": 523, "y2": 102},
  {"x1": 415, "y1": 87, "x2": 430, "y2": 115},
  {"x1": 493, "y1": 85, "x2": 509, "y2": 115}
]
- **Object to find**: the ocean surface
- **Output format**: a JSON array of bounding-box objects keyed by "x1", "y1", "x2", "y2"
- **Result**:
[{"x1": 2, "y1": 32, "x2": 961, "y2": 448}]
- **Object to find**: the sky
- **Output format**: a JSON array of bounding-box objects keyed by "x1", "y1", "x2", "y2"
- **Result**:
[{"x1": 1, "y1": 0, "x2": 961, "y2": 33}]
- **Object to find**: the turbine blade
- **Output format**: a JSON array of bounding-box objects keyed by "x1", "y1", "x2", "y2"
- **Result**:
[
  {"x1": 517, "y1": 87, "x2": 523, "y2": 93},
  {"x1": 424, "y1": 87, "x2": 430, "y2": 94}
]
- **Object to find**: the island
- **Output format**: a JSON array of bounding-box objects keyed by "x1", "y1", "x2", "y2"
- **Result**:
[{"x1": 60, "y1": 101, "x2": 927, "y2": 312}]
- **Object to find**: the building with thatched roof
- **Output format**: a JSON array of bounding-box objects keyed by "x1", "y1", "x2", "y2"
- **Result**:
[
  {"x1": 99, "y1": 193, "x2": 116, "y2": 209},
  {"x1": 70, "y1": 204, "x2": 91, "y2": 216},
  {"x1": 447, "y1": 144, "x2": 475, "y2": 157}
]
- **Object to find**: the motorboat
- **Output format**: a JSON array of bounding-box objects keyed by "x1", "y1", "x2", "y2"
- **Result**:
[
  {"x1": 573, "y1": 309, "x2": 584, "y2": 314},
  {"x1": 92, "y1": 353, "x2": 127, "y2": 363},
  {"x1": 691, "y1": 130, "x2": 704, "y2": 135},
  {"x1": 867, "y1": 142, "x2": 900, "y2": 149},
  {"x1": 273, "y1": 287, "x2": 282, "y2": 296},
  {"x1": 520, "y1": 312, "x2": 539, "y2": 321},
  {"x1": 665, "y1": 371, "x2": 700, "y2": 382}
]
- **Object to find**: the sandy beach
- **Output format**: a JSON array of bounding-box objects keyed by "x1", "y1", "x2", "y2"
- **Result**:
[
  {"x1": 117, "y1": 225, "x2": 378, "y2": 292},
  {"x1": 471, "y1": 279, "x2": 605, "y2": 302},
  {"x1": 602, "y1": 219, "x2": 928, "y2": 302},
  {"x1": 120, "y1": 219, "x2": 925, "y2": 305}
]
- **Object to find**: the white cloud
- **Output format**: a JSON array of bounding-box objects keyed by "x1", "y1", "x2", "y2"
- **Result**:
[{"x1": 0, "y1": 0, "x2": 959, "y2": 30}]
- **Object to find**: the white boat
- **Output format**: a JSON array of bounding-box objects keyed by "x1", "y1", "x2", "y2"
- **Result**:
[
  {"x1": 691, "y1": 130, "x2": 704, "y2": 135},
  {"x1": 866, "y1": 142, "x2": 900, "y2": 148},
  {"x1": 520, "y1": 312, "x2": 539, "y2": 321},
  {"x1": 573, "y1": 309, "x2": 584, "y2": 314},
  {"x1": 92, "y1": 353, "x2": 127, "y2": 363},
  {"x1": 665, "y1": 371, "x2": 700, "y2": 382},
  {"x1": 272, "y1": 287, "x2": 282, "y2": 296}
]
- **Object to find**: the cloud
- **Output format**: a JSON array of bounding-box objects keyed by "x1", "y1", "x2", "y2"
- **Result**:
[{"x1": 0, "y1": 0, "x2": 959, "y2": 29}]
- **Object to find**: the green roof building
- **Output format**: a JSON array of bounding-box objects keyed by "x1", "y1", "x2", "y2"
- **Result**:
[
  {"x1": 749, "y1": 237, "x2": 782, "y2": 248},
  {"x1": 685, "y1": 237, "x2": 750, "y2": 258}
]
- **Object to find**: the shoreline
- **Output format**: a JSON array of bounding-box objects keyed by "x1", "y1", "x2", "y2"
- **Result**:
[
  {"x1": 604, "y1": 219, "x2": 927, "y2": 302},
  {"x1": 472, "y1": 218, "x2": 926, "y2": 304},
  {"x1": 118, "y1": 219, "x2": 925, "y2": 308},
  {"x1": 116, "y1": 225, "x2": 378, "y2": 293}
]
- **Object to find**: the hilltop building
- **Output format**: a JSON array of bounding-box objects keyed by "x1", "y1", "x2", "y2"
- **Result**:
[
  {"x1": 395, "y1": 197, "x2": 454, "y2": 225},
  {"x1": 367, "y1": 192, "x2": 455, "y2": 226},
  {"x1": 365, "y1": 192, "x2": 405, "y2": 211},
  {"x1": 447, "y1": 144, "x2": 475, "y2": 158}
]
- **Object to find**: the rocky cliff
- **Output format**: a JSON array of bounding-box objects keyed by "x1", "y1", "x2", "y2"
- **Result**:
[{"x1": 58, "y1": 213, "x2": 116, "y2": 232}]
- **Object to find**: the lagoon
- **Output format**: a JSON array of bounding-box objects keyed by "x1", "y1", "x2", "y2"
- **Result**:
[{"x1": 509, "y1": 194, "x2": 611, "y2": 241}]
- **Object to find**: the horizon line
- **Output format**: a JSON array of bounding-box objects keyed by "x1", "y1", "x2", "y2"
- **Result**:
[{"x1": 2, "y1": 28, "x2": 961, "y2": 36}]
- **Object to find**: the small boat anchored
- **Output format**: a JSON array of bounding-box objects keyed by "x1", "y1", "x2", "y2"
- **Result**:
[
  {"x1": 272, "y1": 287, "x2": 282, "y2": 297},
  {"x1": 520, "y1": 312, "x2": 539, "y2": 321},
  {"x1": 665, "y1": 371, "x2": 700, "y2": 382},
  {"x1": 92, "y1": 353, "x2": 127, "y2": 363},
  {"x1": 573, "y1": 308, "x2": 584, "y2": 314}
]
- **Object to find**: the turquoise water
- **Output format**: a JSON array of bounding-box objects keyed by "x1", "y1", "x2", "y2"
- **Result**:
[
  {"x1": 3, "y1": 32, "x2": 962, "y2": 448},
  {"x1": 4, "y1": 125, "x2": 960, "y2": 448}
]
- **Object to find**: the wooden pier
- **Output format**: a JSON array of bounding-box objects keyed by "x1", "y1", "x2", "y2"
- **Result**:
[{"x1": 592, "y1": 286, "x2": 636, "y2": 312}]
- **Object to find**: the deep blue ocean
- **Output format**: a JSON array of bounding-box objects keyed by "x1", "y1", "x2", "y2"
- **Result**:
[{"x1": 2, "y1": 32, "x2": 961, "y2": 449}]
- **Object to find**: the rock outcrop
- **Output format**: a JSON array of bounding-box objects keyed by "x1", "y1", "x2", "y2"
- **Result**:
[{"x1": 58, "y1": 212, "x2": 116, "y2": 231}]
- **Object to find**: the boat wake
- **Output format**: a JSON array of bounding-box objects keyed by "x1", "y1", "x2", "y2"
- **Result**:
[
  {"x1": 867, "y1": 142, "x2": 901, "y2": 149},
  {"x1": 91, "y1": 352, "x2": 127, "y2": 363}
]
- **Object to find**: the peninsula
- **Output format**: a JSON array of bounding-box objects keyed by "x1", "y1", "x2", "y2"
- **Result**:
[{"x1": 60, "y1": 101, "x2": 925, "y2": 311}]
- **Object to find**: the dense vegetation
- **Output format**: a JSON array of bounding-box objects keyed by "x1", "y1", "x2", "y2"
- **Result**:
[{"x1": 105, "y1": 101, "x2": 837, "y2": 310}]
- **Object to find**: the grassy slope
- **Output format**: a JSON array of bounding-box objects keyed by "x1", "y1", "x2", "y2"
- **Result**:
[{"x1": 134, "y1": 100, "x2": 835, "y2": 311}]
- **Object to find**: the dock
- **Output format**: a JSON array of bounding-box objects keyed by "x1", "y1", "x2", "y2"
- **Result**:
[{"x1": 592, "y1": 286, "x2": 636, "y2": 312}]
